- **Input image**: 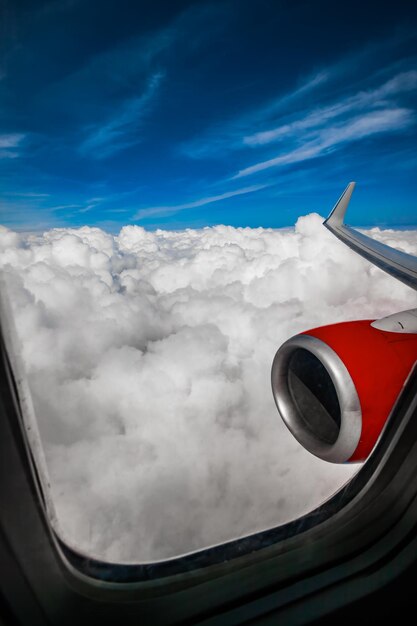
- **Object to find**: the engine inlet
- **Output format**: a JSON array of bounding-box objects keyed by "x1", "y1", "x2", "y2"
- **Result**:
[{"x1": 271, "y1": 334, "x2": 362, "y2": 463}]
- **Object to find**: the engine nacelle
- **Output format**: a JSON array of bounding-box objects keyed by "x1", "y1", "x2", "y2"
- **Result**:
[{"x1": 271, "y1": 313, "x2": 417, "y2": 463}]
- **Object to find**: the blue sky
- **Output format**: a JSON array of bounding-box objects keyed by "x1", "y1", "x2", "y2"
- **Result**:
[{"x1": 1, "y1": 0, "x2": 417, "y2": 231}]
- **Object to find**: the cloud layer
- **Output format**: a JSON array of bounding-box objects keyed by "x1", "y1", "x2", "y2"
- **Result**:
[{"x1": 1, "y1": 216, "x2": 416, "y2": 562}]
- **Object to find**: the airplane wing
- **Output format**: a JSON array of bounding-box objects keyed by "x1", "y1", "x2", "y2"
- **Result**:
[
  {"x1": 324, "y1": 182, "x2": 417, "y2": 291},
  {"x1": 272, "y1": 183, "x2": 417, "y2": 464}
]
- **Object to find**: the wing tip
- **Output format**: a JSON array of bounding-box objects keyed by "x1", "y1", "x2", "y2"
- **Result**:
[{"x1": 324, "y1": 182, "x2": 356, "y2": 228}]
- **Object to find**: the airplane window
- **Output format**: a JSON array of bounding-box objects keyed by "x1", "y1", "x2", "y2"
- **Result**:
[
  {"x1": 1, "y1": 1, "x2": 416, "y2": 569},
  {"x1": 1, "y1": 216, "x2": 415, "y2": 564}
]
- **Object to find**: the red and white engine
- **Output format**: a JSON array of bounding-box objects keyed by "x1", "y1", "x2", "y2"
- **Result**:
[{"x1": 271, "y1": 310, "x2": 417, "y2": 463}]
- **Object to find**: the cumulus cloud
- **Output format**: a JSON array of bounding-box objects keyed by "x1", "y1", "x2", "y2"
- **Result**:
[{"x1": 1, "y1": 217, "x2": 416, "y2": 562}]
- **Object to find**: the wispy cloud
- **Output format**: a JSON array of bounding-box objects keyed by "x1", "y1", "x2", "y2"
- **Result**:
[
  {"x1": 180, "y1": 69, "x2": 331, "y2": 160},
  {"x1": 0, "y1": 133, "x2": 26, "y2": 158},
  {"x1": 135, "y1": 183, "x2": 269, "y2": 220},
  {"x1": 234, "y1": 107, "x2": 414, "y2": 178},
  {"x1": 5, "y1": 192, "x2": 50, "y2": 198},
  {"x1": 80, "y1": 72, "x2": 164, "y2": 158},
  {"x1": 243, "y1": 70, "x2": 417, "y2": 147},
  {"x1": 73, "y1": 4, "x2": 227, "y2": 162},
  {"x1": 180, "y1": 36, "x2": 417, "y2": 167}
]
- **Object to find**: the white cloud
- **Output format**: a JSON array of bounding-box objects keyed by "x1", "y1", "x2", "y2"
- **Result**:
[
  {"x1": 232, "y1": 70, "x2": 417, "y2": 178},
  {"x1": 243, "y1": 71, "x2": 417, "y2": 147},
  {"x1": 1, "y1": 217, "x2": 416, "y2": 562},
  {"x1": 80, "y1": 72, "x2": 165, "y2": 158},
  {"x1": 135, "y1": 183, "x2": 270, "y2": 219},
  {"x1": 234, "y1": 108, "x2": 413, "y2": 178},
  {"x1": 181, "y1": 65, "x2": 417, "y2": 178},
  {"x1": 0, "y1": 133, "x2": 26, "y2": 158}
]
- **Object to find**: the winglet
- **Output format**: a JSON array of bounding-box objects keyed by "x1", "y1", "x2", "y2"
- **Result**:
[
  {"x1": 323, "y1": 182, "x2": 417, "y2": 291},
  {"x1": 324, "y1": 182, "x2": 356, "y2": 227}
]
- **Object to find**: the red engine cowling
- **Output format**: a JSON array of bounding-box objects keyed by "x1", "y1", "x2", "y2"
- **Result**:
[{"x1": 271, "y1": 319, "x2": 417, "y2": 463}]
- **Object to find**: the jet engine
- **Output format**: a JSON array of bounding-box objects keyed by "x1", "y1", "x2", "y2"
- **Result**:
[{"x1": 271, "y1": 311, "x2": 417, "y2": 463}]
